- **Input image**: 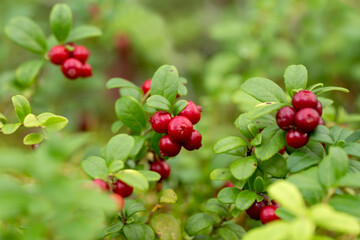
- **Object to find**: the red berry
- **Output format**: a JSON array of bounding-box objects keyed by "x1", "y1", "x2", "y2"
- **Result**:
[
  {"x1": 48, "y1": 45, "x2": 70, "y2": 65},
  {"x1": 276, "y1": 106, "x2": 296, "y2": 130},
  {"x1": 167, "y1": 116, "x2": 193, "y2": 142},
  {"x1": 315, "y1": 101, "x2": 322, "y2": 116},
  {"x1": 150, "y1": 160, "x2": 171, "y2": 180},
  {"x1": 93, "y1": 179, "x2": 109, "y2": 191},
  {"x1": 295, "y1": 108, "x2": 320, "y2": 132},
  {"x1": 159, "y1": 135, "x2": 181, "y2": 157},
  {"x1": 183, "y1": 130, "x2": 202, "y2": 151},
  {"x1": 113, "y1": 180, "x2": 133, "y2": 198},
  {"x1": 286, "y1": 130, "x2": 309, "y2": 148},
  {"x1": 142, "y1": 79, "x2": 152, "y2": 95},
  {"x1": 292, "y1": 90, "x2": 318, "y2": 111},
  {"x1": 278, "y1": 146, "x2": 286, "y2": 155},
  {"x1": 110, "y1": 193, "x2": 125, "y2": 211},
  {"x1": 61, "y1": 58, "x2": 83, "y2": 79},
  {"x1": 224, "y1": 181, "x2": 234, "y2": 188},
  {"x1": 246, "y1": 200, "x2": 267, "y2": 220},
  {"x1": 82, "y1": 63, "x2": 92, "y2": 77},
  {"x1": 149, "y1": 111, "x2": 172, "y2": 133},
  {"x1": 72, "y1": 45, "x2": 90, "y2": 63},
  {"x1": 260, "y1": 205, "x2": 280, "y2": 224},
  {"x1": 318, "y1": 118, "x2": 325, "y2": 126},
  {"x1": 179, "y1": 101, "x2": 202, "y2": 125},
  {"x1": 271, "y1": 200, "x2": 280, "y2": 208}
]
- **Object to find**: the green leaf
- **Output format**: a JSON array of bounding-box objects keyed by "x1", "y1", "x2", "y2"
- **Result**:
[
  {"x1": 111, "y1": 120, "x2": 124, "y2": 134},
  {"x1": 210, "y1": 168, "x2": 232, "y2": 180},
  {"x1": 106, "y1": 134, "x2": 134, "y2": 163},
  {"x1": 5, "y1": 17, "x2": 47, "y2": 54},
  {"x1": 50, "y1": 3, "x2": 72, "y2": 42},
  {"x1": 115, "y1": 169, "x2": 148, "y2": 191},
  {"x1": 23, "y1": 133, "x2": 43, "y2": 145},
  {"x1": 150, "y1": 214, "x2": 181, "y2": 240},
  {"x1": 310, "y1": 125, "x2": 334, "y2": 144},
  {"x1": 255, "y1": 125, "x2": 286, "y2": 161},
  {"x1": 115, "y1": 96, "x2": 147, "y2": 132},
  {"x1": 289, "y1": 218, "x2": 315, "y2": 240},
  {"x1": 37, "y1": 112, "x2": 55, "y2": 123},
  {"x1": 217, "y1": 187, "x2": 241, "y2": 204},
  {"x1": 287, "y1": 141, "x2": 324, "y2": 173},
  {"x1": 312, "y1": 86, "x2": 349, "y2": 95},
  {"x1": 130, "y1": 136, "x2": 146, "y2": 157},
  {"x1": 151, "y1": 65, "x2": 179, "y2": 105},
  {"x1": 343, "y1": 143, "x2": 360, "y2": 158},
  {"x1": 310, "y1": 204, "x2": 360, "y2": 234},
  {"x1": 81, "y1": 156, "x2": 108, "y2": 180},
  {"x1": 250, "y1": 133, "x2": 262, "y2": 146},
  {"x1": 173, "y1": 100, "x2": 188, "y2": 116},
  {"x1": 23, "y1": 114, "x2": 43, "y2": 128},
  {"x1": 241, "y1": 77, "x2": 286, "y2": 103},
  {"x1": 345, "y1": 130, "x2": 360, "y2": 143},
  {"x1": 213, "y1": 136, "x2": 247, "y2": 154},
  {"x1": 259, "y1": 153, "x2": 287, "y2": 178},
  {"x1": 124, "y1": 200, "x2": 146, "y2": 218},
  {"x1": 124, "y1": 224, "x2": 154, "y2": 240},
  {"x1": 254, "y1": 176, "x2": 265, "y2": 193},
  {"x1": 16, "y1": 59, "x2": 44, "y2": 87},
  {"x1": 66, "y1": 25, "x2": 102, "y2": 42},
  {"x1": 1, "y1": 123, "x2": 21, "y2": 134},
  {"x1": 177, "y1": 82, "x2": 187, "y2": 97},
  {"x1": 235, "y1": 190, "x2": 257, "y2": 210},
  {"x1": 203, "y1": 198, "x2": 228, "y2": 217},
  {"x1": 106, "y1": 78, "x2": 140, "y2": 90},
  {"x1": 0, "y1": 113, "x2": 7, "y2": 124},
  {"x1": 230, "y1": 156, "x2": 257, "y2": 181},
  {"x1": 146, "y1": 95, "x2": 171, "y2": 112},
  {"x1": 151, "y1": 132, "x2": 163, "y2": 156},
  {"x1": 247, "y1": 102, "x2": 286, "y2": 119},
  {"x1": 120, "y1": 87, "x2": 141, "y2": 102},
  {"x1": 12, "y1": 95, "x2": 31, "y2": 123},
  {"x1": 284, "y1": 65, "x2": 308, "y2": 97},
  {"x1": 108, "y1": 160, "x2": 124, "y2": 173},
  {"x1": 329, "y1": 195, "x2": 360, "y2": 220},
  {"x1": 160, "y1": 189, "x2": 178, "y2": 204},
  {"x1": 44, "y1": 115, "x2": 68, "y2": 131},
  {"x1": 335, "y1": 172, "x2": 360, "y2": 188},
  {"x1": 105, "y1": 221, "x2": 123, "y2": 235},
  {"x1": 184, "y1": 213, "x2": 215, "y2": 236},
  {"x1": 139, "y1": 170, "x2": 161, "y2": 182},
  {"x1": 243, "y1": 221, "x2": 290, "y2": 240},
  {"x1": 234, "y1": 114, "x2": 254, "y2": 139},
  {"x1": 217, "y1": 222, "x2": 245, "y2": 240}
]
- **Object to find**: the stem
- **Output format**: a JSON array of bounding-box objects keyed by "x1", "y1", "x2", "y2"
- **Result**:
[
  {"x1": 145, "y1": 203, "x2": 165, "y2": 224},
  {"x1": 322, "y1": 188, "x2": 335, "y2": 203},
  {"x1": 120, "y1": 210, "x2": 126, "y2": 224},
  {"x1": 140, "y1": 91, "x2": 151, "y2": 105}
]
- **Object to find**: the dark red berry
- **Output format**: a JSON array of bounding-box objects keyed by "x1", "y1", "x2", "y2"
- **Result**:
[
  {"x1": 149, "y1": 111, "x2": 172, "y2": 133},
  {"x1": 260, "y1": 205, "x2": 280, "y2": 224},
  {"x1": 48, "y1": 45, "x2": 70, "y2": 65},
  {"x1": 292, "y1": 90, "x2": 318, "y2": 110},
  {"x1": 113, "y1": 180, "x2": 133, "y2": 197},
  {"x1": 150, "y1": 160, "x2": 171, "y2": 180},
  {"x1": 246, "y1": 200, "x2": 267, "y2": 220},
  {"x1": 276, "y1": 106, "x2": 296, "y2": 130},
  {"x1": 167, "y1": 116, "x2": 193, "y2": 142},
  {"x1": 142, "y1": 79, "x2": 152, "y2": 95},
  {"x1": 286, "y1": 130, "x2": 309, "y2": 148},
  {"x1": 110, "y1": 193, "x2": 125, "y2": 210},
  {"x1": 93, "y1": 179, "x2": 109, "y2": 191},
  {"x1": 72, "y1": 45, "x2": 90, "y2": 63},
  {"x1": 315, "y1": 101, "x2": 322, "y2": 116},
  {"x1": 159, "y1": 135, "x2": 182, "y2": 157},
  {"x1": 82, "y1": 63, "x2": 92, "y2": 77},
  {"x1": 183, "y1": 130, "x2": 202, "y2": 150},
  {"x1": 318, "y1": 118, "x2": 325, "y2": 126},
  {"x1": 61, "y1": 58, "x2": 83, "y2": 79},
  {"x1": 278, "y1": 146, "x2": 286, "y2": 155},
  {"x1": 179, "y1": 101, "x2": 202, "y2": 125},
  {"x1": 295, "y1": 108, "x2": 320, "y2": 132}
]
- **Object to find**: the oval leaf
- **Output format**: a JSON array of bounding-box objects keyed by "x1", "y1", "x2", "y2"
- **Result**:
[
  {"x1": 16, "y1": 59, "x2": 44, "y2": 87},
  {"x1": 241, "y1": 77, "x2": 286, "y2": 103},
  {"x1": 81, "y1": 156, "x2": 108, "y2": 180},
  {"x1": 150, "y1": 214, "x2": 181, "y2": 240},
  {"x1": 115, "y1": 169, "x2": 148, "y2": 191},
  {"x1": 151, "y1": 65, "x2": 179, "y2": 105},
  {"x1": 66, "y1": 25, "x2": 102, "y2": 42},
  {"x1": 12, "y1": 95, "x2": 31, "y2": 123},
  {"x1": 230, "y1": 156, "x2": 257, "y2": 181},
  {"x1": 23, "y1": 133, "x2": 43, "y2": 145},
  {"x1": 213, "y1": 136, "x2": 247, "y2": 154},
  {"x1": 106, "y1": 78, "x2": 140, "y2": 90},
  {"x1": 115, "y1": 96, "x2": 147, "y2": 132},
  {"x1": 44, "y1": 115, "x2": 68, "y2": 131},
  {"x1": 184, "y1": 213, "x2": 215, "y2": 236},
  {"x1": 160, "y1": 189, "x2": 178, "y2": 204},
  {"x1": 106, "y1": 134, "x2": 134, "y2": 163},
  {"x1": 50, "y1": 3, "x2": 72, "y2": 42},
  {"x1": 284, "y1": 65, "x2": 308, "y2": 97},
  {"x1": 146, "y1": 95, "x2": 171, "y2": 112}
]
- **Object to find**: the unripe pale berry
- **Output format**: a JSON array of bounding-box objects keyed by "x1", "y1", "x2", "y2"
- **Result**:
[
  {"x1": 246, "y1": 200, "x2": 267, "y2": 220},
  {"x1": 183, "y1": 130, "x2": 202, "y2": 150},
  {"x1": 142, "y1": 79, "x2": 152, "y2": 94},
  {"x1": 72, "y1": 45, "x2": 90, "y2": 63},
  {"x1": 295, "y1": 108, "x2": 320, "y2": 132},
  {"x1": 276, "y1": 106, "x2": 296, "y2": 130},
  {"x1": 168, "y1": 116, "x2": 193, "y2": 142},
  {"x1": 150, "y1": 160, "x2": 171, "y2": 180},
  {"x1": 286, "y1": 130, "x2": 309, "y2": 148},
  {"x1": 110, "y1": 193, "x2": 125, "y2": 211},
  {"x1": 260, "y1": 205, "x2": 280, "y2": 224},
  {"x1": 93, "y1": 179, "x2": 109, "y2": 191},
  {"x1": 48, "y1": 45, "x2": 70, "y2": 65},
  {"x1": 82, "y1": 63, "x2": 93, "y2": 77},
  {"x1": 179, "y1": 101, "x2": 202, "y2": 125},
  {"x1": 113, "y1": 180, "x2": 133, "y2": 198},
  {"x1": 149, "y1": 111, "x2": 172, "y2": 133},
  {"x1": 292, "y1": 90, "x2": 318, "y2": 110},
  {"x1": 159, "y1": 135, "x2": 182, "y2": 157},
  {"x1": 61, "y1": 58, "x2": 83, "y2": 79},
  {"x1": 315, "y1": 101, "x2": 323, "y2": 116}
]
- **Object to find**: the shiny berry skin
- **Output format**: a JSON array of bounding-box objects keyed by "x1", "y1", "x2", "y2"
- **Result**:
[
  {"x1": 292, "y1": 90, "x2": 318, "y2": 110},
  {"x1": 295, "y1": 108, "x2": 320, "y2": 132},
  {"x1": 179, "y1": 101, "x2": 202, "y2": 125},
  {"x1": 142, "y1": 79, "x2": 152, "y2": 94},
  {"x1": 260, "y1": 205, "x2": 280, "y2": 224},
  {"x1": 110, "y1": 193, "x2": 125, "y2": 211},
  {"x1": 246, "y1": 200, "x2": 267, "y2": 220},
  {"x1": 183, "y1": 130, "x2": 202, "y2": 150},
  {"x1": 149, "y1": 111, "x2": 172, "y2": 133},
  {"x1": 72, "y1": 45, "x2": 90, "y2": 63},
  {"x1": 278, "y1": 146, "x2": 286, "y2": 155},
  {"x1": 315, "y1": 101, "x2": 322, "y2": 116},
  {"x1": 93, "y1": 179, "x2": 109, "y2": 191},
  {"x1": 61, "y1": 58, "x2": 83, "y2": 79},
  {"x1": 150, "y1": 160, "x2": 171, "y2": 180},
  {"x1": 159, "y1": 135, "x2": 182, "y2": 157},
  {"x1": 167, "y1": 116, "x2": 193, "y2": 142},
  {"x1": 318, "y1": 118, "x2": 325, "y2": 126},
  {"x1": 286, "y1": 130, "x2": 309, "y2": 148},
  {"x1": 113, "y1": 180, "x2": 133, "y2": 198},
  {"x1": 276, "y1": 106, "x2": 296, "y2": 130},
  {"x1": 82, "y1": 63, "x2": 92, "y2": 77},
  {"x1": 48, "y1": 45, "x2": 70, "y2": 65}
]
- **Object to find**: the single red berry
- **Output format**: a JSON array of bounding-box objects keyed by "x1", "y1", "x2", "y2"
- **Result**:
[
  {"x1": 295, "y1": 108, "x2": 320, "y2": 132},
  {"x1": 93, "y1": 179, "x2": 109, "y2": 191},
  {"x1": 260, "y1": 205, "x2": 280, "y2": 224},
  {"x1": 82, "y1": 63, "x2": 93, "y2": 77},
  {"x1": 113, "y1": 180, "x2": 133, "y2": 198},
  {"x1": 179, "y1": 101, "x2": 202, "y2": 125},
  {"x1": 48, "y1": 45, "x2": 70, "y2": 65},
  {"x1": 142, "y1": 79, "x2": 152, "y2": 94},
  {"x1": 292, "y1": 90, "x2": 318, "y2": 110},
  {"x1": 149, "y1": 111, "x2": 172, "y2": 133},
  {"x1": 72, "y1": 45, "x2": 90, "y2": 63},
  {"x1": 276, "y1": 106, "x2": 296, "y2": 130},
  {"x1": 61, "y1": 58, "x2": 83, "y2": 79},
  {"x1": 167, "y1": 116, "x2": 193, "y2": 142},
  {"x1": 110, "y1": 193, "x2": 125, "y2": 211},
  {"x1": 318, "y1": 118, "x2": 325, "y2": 126},
  {"x1": 286, "y1": 130, "x2": 309, "y2": 148},
  {"x1": 315, "y1": 101, "x2": 322, "y2": 116},
  {"x1": 150, "y1": 160, "x2": 171, "y2": 180},
  {"x1": 278, "y1": 146, "x2": 286, "y2": 155},
  {"x1": 246, "y1": 200, "x2": 267, "y2": 220},
  {"x1": 183, "y1": 130, "x2": 202, "y2": 151},
  {"x1": 159, "y1": 135, "x2": 182, "y2": 157}
]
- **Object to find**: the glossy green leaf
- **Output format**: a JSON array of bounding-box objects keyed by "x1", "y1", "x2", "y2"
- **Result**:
[
  {"x1": 16, "y1": 59, "x2": 44, "y2": 87},
  {"x1": 130, "y1": 136, "x2": 146, "y2": 157},
  {"x1": 230, "y1": 156, "x2": 257, "y2": 180},
  {"x1": 160, "y1": 189, "x2": 178, "y2": 204},
  {"x1": 173, "y1": 100, "x2": 188, "y2": 116},
  {"x1": 44, "y1": 115, "x2": 68, "y2": 131},
  {"x1": 1, "y1": 123, "x2": 21, "y2": 134},
  {"x1": 146, "y1": 95, "x2": 171, "y2": 112},
  {"x1": 106, "y1": 78, "x2": 140, "y2": 90},
  {"x1": 111, "y1": 120, "x2": 124, "y2": 134},
  {"x1": 150, "y1": 214, "x2": 181, "y2": 240},
  {"x1": 345, "y1": 130, "x2": 360, "y2": 143},
  {"x1": 184, "y1": 213, "x2": 215, "y2": 236},
  {"x1": 335, "y1": 172, "x2": 360, "y2": 188},
  {"x1": 241, "y1": 77, "x2": 286, "y2": 103},
  {"x1": 254, "y1": 176, "x2": 265, "y2": 193},
  {"x1": 12, "y1": 95, "x2": 31, "y2": 123},
  {"x1": 120, "y1": 87, "x2": 141, "y2": 102},
  {"x1": 66, "y1": 25, "x2": 102, "y2": 42},
  {"x1": 235, "y1": 190, "x2": 257, "y2": 210},
  {"x1": 104, "y1": 221, "x2": 123, "y2": 235},
  {"x1": 213, "y1": 136, "x2": 247, "y2": 154},
  {"x1": 115, "y1": 169, "x2": 148, "y2": 191},
  {"x1": 259, "y1": 153, "x2": 287, "y2": 178},
  {"x1": 23, "y1": 133, "x2": 43, "y2": 145},
  {"x1": 81, "y1": 156, "x2": 108, "y2": 180},
  {"x1": 310, "y1": 125, "x2": 334, "y2": 144},
  {"x1": 50, "y1": 4, "x2": 72, "y2": 42},
  {"x1": 124, "y1": 224, "x2": 154, "y2": 240},
  {"x1": 255, "y1": 125, "x2": 286, "y2": 161},
  {"x1": 210, "y1": 168, "x2": 232, "y2": 180},
  {"x1": 287, "y1": 141, "x2": 324, "y2": 173},
  {"x1": 217, "y1": 222, "x2": 245, "y2": 240},
  {"x1": 343, "y1": 143, "x2": 360, "y2": 158},
  {"x1": 217, "y1": 187, "x2": 241, "y2": 204},
  {"x1": 124, "y1": 200, "x2": 146, "y2": 218},
  {"x1": 203, "y1": 198, "x2": 228, "y2": 217},
  {"x1": 247, "y1": 102, "x2": 286, "y2": 119},
  {"x1": 234, "y1": 114, "x2": 254, "y2": 139},
  {"x1": 37, "y1": 112, "x2": 55, "y2": 123},
  {"x1": 106, "y1": 134, "x2": 134, "y2": 163},
  {"x1": 115, "y1": 96, "x2": 147, "y2": 132},
  {"x1": 284, "y1": 65, "x2": 308, "y2": 97},
  {"x1": 151, "y1": 65, "x2": 179, "y2": 105}
]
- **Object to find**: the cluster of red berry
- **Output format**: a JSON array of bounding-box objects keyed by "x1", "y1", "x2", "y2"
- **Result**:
[
  {"x1": 246, "y1": 197, "x2": 280, "y2": 224},
  {"x1": 276, "y1": 90, "x2": 324, "y2": 148},
  {"x1": 48, "y1": 44, "x2": 92, "y2": 80}
]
